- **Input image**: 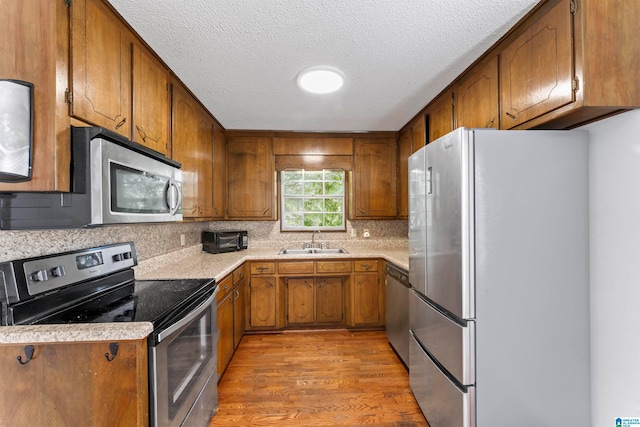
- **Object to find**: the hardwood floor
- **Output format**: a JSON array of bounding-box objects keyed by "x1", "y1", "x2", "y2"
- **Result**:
[{"x1": 210, "y1": 330, "x2": 428, "y2": 426}]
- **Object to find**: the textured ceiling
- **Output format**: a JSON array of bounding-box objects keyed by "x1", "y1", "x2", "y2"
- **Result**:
[{"x1": 108, "y1": 0, "x2": 540, "y2": 132}]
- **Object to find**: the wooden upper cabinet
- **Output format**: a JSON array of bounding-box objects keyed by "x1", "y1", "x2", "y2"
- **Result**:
[
  {"x1": 212, "y1": 126, "x2": 226, "y2": 219},
  {"x1": 455, "y1": 55, "x2": 499, "y2": 129},
  {"x1": 70, "y1": 0, "x2": 132, "y2": 137},
  {"x1": 132, "y1": 43, "x2": 170, "y2": 156},
  {"x1": 0, "y1": 0, "x2": 70, "y2": 192},
  {"x1": 500, "y1": 0, "x2": 574, "y2": 129},
  {"x1": 411, "y1": 116, "x2": 426, "y2": 153},
  {"x1": 351, "y1": 137, "x2": 397, "y2": 219},
  {"x1": 226, "y1": 136, "x2": 275, "y2": 219},
  {"x1": 427, "y1": 89, "x2": 454, "y2": 142},
  {"x1": 397, "y1": 128, "x2": 412, "y2": 219},
  {"x1": 171, "y1": 79, "x2": 213, "y2": 219}
]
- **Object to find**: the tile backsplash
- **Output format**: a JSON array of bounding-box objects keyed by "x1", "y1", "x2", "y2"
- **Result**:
[{"x1": 0, "y1": 219, "x2": 408, "y2": 263}]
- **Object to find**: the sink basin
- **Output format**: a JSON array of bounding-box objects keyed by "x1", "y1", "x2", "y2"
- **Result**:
[{"x1": 278, "y1": 248, "x2": 349, "y2": 255}]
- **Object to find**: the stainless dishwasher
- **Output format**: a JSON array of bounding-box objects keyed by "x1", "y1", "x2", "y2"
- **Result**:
[{"x1": 385, "y1": 263, "x2": 410, "y2": 366}]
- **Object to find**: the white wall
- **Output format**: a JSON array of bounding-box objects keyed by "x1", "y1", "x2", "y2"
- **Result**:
[{"x1": 581, "y1": 110, "x2": 640, "y2": 425}]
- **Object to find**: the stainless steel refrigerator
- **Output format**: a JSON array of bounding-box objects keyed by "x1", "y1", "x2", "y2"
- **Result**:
[{"x1": 408, "y1": 128, "x2": 591, "y2": 426}]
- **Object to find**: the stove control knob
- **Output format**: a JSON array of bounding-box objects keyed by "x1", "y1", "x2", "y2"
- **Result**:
[
  {"x1": 31, "y1": 269, "x2": 48, "y2": 282},
  {"x1": 50, "y1": 266, "x2": 66, "y2": 278},
  {"x1": 112, "y1": 253, "x2": 124, "y2": 262}
]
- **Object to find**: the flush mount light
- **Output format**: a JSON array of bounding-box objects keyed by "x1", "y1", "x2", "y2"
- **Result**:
[{"x1": 296, "y1": 66, "x2": 344, "y2": 94}]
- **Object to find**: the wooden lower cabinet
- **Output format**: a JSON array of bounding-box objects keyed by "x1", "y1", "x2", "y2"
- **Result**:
[
  {"x1": 249, "y1": 276, "x2": 277, "y2": 329},
  {"x1": 316, "y1": 277, "x2": 344, "y2": 324},
  {"x1": 217, "y1": 265, "x2": 246, "y2": 379},
  {"x1": 286, "y1": 277, "x2": 344, "y2": 326},
  {"x1": 0, "y1": 340, "x2": 148, "y2": 427},
  {"x1": 246, "y1": 259, "x2": 383, "y2": 332}
]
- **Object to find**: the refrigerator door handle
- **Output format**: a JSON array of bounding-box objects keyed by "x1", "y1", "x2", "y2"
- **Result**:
[{"x1": 426, "y1": 166, "x2": 433, "y2": 194}]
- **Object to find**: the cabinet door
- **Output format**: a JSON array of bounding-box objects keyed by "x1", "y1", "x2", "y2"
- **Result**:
[
  {"x1": 0, "y1": 341, "x2": 148, "y2": 427},
  {"x1": 132, "y1": 43, "x2": 170, "y2": 156},
  {"x1": 233, "y1": 282, "x2": 245, "y2": 349},
  {"x1": 217, "y1": 292, "x2": 234, "y2": 377},
  {"x1": 316, "y1": 277, "x2": 343, "y2": 324},
  {"x1": 353, "y1": 273, "x2": 380, "y2": 325},
  {"x1": 70, "y1": 0, "x2": 131, "y2": 137},
  {"x1": 427, "y1": 90, "x2": 454, "y2": 142},
  {"x1": 411, "y1": 116, "x2": 426, "y2": 153},
  {"x1": 352, "y1": 137, "x2": 398, "y2": 218},
  {"x1": 172, "y1": 80, "x2": 213, "y2": 218},
  {"x1": 455, "y1": 55, "x2": 499, "y2": 129},
  {"x1": 227, "y1": 136, "x2": 275, "y2": 219},
  {"x1": 500, "y1": 0, "x2": 574, "y2": 129},
  {"x1": 398, "y1": 128, "x2": 412, "y2": 219},
  {"x1": 0, "y1": 345, "x2": 43, "y2": 424},
  {"x1": 249, "y1": 276, "x2": 277, "y2": 328},
  {"x1": 286, "y1": 278, "x2": 315, "y2": 325},
  {"x1": 212, "y1": 126, "x2": 226, "y2": 219}
]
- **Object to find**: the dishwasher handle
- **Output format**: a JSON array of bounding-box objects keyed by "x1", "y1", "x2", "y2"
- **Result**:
[{"x1": 385, "y1": 264, "x2": 410, "y2": 288}]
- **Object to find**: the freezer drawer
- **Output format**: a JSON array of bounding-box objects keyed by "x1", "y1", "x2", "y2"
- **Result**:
[
  {"x1": 409, "y1": 289, "x2": 474, "y2": 386},
  {"x1": 410, "y1": 334, "x2": 474, "y2": 427}
]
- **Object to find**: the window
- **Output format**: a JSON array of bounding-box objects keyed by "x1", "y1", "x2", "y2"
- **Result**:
[{"x1": 281, "y1": 169, "x2": 345, "y2": 231}]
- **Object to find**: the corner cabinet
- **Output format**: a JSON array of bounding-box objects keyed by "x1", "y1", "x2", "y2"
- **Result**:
[
  {"x1": 351, "y1": 136, "x2": 398, "y2": 219},
  {"x1": 226, "y1": 136, "x2": 276, "y2": 219},
  {"x1": 171, "y1": 79, "x2": 214, "y2": 219},
  {"x1": 0, "y1": 339, "x2": 148, "y2": 427}
]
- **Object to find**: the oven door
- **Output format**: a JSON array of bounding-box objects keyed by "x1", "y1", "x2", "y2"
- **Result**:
[{"x1": 149, "y1": 288, "x2": 219, "y2": 427}]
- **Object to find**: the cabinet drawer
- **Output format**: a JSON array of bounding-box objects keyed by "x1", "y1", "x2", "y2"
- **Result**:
[
  {"x1": 316, "y1": 261, "x2": 352, "y2": 273},
  {"x1": 278, "y1": 261, "x2": 314, "y2": 274},
  {"x1": 250, "y1": 262, "x2": 276, "y2": 275},
  {"x1": 216, "y1": 274, "x2": 233, "y2": 303},
  {"x1": 353, "y1": 260, "x2": 378, "y2": 272},
  {"x1": 233, "y1": 265, "x2": 246, "y2": 284}
]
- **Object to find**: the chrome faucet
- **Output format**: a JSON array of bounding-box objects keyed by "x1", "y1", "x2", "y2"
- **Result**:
[{"x1": 312, "y1": 229, "x2": 322, "y2": 248}]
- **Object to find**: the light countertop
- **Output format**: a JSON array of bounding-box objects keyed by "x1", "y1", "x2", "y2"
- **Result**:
[{"x1": 0, "y1": 245, "x2": 408, "y2": 344}]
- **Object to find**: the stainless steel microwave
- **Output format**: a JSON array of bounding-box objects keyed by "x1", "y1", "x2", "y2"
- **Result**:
[
  {"x1": 0, "y1": 126, "x2": 182, "y2": 229},
  {"x1": 202, "y1": 231, "x2": 248, "y2": 254}
]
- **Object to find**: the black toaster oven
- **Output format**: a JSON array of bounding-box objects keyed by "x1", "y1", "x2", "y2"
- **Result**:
[{"x1": 202, "y1": 230, "x2": 248, "y2": 254}]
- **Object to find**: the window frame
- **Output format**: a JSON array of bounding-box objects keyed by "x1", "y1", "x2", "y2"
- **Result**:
[{"x1": 279, "y1": 168, "x2": 346, "y2": 231}]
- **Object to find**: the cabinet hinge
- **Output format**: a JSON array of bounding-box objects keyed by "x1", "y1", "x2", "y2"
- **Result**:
[
  {"x1": 65, "y1": 0, "x2": 72, "y2": 7},
  {"x1": 570, "y1": 0, "x2": 576, "y2": 14},
  {"x1": 65, "y1": 88, "x2": 73, "y2": 105},
  {"x1": 572, "y1": 76, "x2": 580, "y2": 93}
]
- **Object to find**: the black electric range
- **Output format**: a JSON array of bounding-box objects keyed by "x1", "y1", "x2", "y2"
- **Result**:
[{"x1": 0, "y1": 242, "x2": 216, "y2": 338}]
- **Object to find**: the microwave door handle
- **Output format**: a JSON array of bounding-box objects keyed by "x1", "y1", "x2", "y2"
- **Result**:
[{"x1": 166, "y1": 178, "x2": 182, "y2": 215}]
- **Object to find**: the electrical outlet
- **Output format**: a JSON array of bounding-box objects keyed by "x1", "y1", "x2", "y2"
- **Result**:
[
  {"x1": 349, "y1": 228, "x2": 357, "y2": 237},
  {"x1": 180, "y1": 234, "x2": 186, "y2": 246},
  {"x1": 363, "y1": 229, "x2": 370, "y2": 238}
]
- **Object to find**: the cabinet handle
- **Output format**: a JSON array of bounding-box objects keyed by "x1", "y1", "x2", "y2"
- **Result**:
[
  {"x1": 17, "y1": 345, "x2": 35, "y2": 365},
  {"x1": 115, "y1": 117, "x2": 127, "y2": 130},
  {"x1": 223, "y1": 285, "x2": 229, "y2": 292},
  {"x1": 505, "y1": 112, "x2": 517, "y2": 121},
  {"x1": 135, "y1": 125, "x2": 147, "y2": 142},
  {"x1": 105, "y1": 342, "x2": 119, "y2": 362},
  {"x1": 257, "y1": 266, "x2": 268, "y2": 273},
  {"x1": 234, "y1": 289, "x2": 240, "y2": 300},
  {"x1": 362, "y1": 263, "x2": 371, "y2": 270}
]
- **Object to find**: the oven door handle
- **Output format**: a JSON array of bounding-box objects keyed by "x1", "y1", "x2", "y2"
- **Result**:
[{"x1": 156, "y1": 287, "x2": 219, "y2": 343}]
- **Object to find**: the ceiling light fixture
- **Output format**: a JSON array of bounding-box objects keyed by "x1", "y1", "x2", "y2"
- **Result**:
[{"x1": 296, "y1": 66, "x2": 344, "y2": 94}]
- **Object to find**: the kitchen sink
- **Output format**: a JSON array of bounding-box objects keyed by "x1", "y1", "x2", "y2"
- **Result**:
[{"x1": 278, "y1": 248, "x2": 349, "y2": 255}]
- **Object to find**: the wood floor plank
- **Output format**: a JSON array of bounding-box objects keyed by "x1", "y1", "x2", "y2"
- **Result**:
[{"x1": 211, "y1": 330, "x2": 428, "y2": 426}]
